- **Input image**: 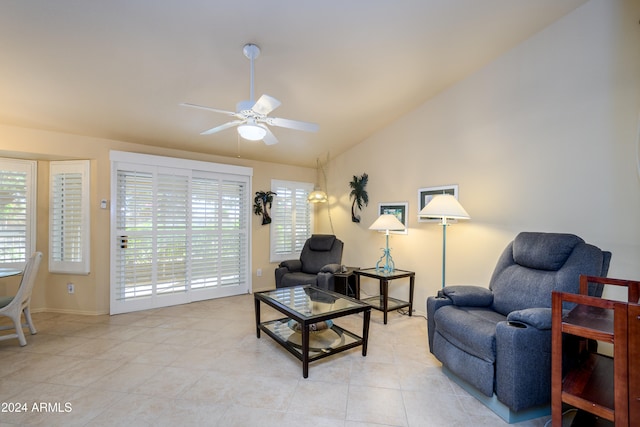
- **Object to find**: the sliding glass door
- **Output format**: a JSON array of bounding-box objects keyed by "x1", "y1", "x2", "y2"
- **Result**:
[{"x1": 110, "y1": 152, "x2": 251, "y2": 314}]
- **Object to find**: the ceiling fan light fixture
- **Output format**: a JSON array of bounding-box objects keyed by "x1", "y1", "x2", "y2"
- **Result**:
[{"x1": 237, "y1": 123, "x2": 267, "y2": 141}]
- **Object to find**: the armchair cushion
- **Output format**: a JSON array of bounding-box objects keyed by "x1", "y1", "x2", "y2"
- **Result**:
[
  {"x1": 434, "y1": 306, "x2": 506, "y2": 363},
  {"x1": 308, "y1": 234, "x2": 336, "y2": 251},
  {"x1": 279, "y1": 272, "x2": 319, "y2": 287},
  {"x1": 513, "y1": 232, "x2": 583, "y2": 271},
  {"x1": 300, "y1": 235, "x2": 342, "y2": 274},
  {"x1": 490, "y1": 232, "x2": 607, "y2": 315}
]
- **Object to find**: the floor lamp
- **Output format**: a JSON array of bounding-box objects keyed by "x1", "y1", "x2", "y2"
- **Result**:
[
  {"x1": 419, "y1": 194, "x2": 470, "y2": 288},
  {"x1": 369, "y1": 214, "x2": 406, "y2": 273}
]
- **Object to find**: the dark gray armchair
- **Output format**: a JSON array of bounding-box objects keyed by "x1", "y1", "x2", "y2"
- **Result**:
[
  {"x1": 275, "y1": 234, "x2": 343, "y2": 291},
  {"x1": 426, "y1": 232, "x2": 611, "y2": 422}
]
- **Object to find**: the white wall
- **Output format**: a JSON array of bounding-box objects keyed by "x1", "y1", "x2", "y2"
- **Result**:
[{"x1": 321, "y1": 0, "x2": 640, "y2": 309}]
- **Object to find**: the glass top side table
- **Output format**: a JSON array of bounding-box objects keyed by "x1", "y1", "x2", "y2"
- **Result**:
[{"x1": 354, "y1": 268, "x2": 415, "y2": 324}]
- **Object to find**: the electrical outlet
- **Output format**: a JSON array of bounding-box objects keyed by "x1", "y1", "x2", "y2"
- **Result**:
[
  {"x1": 256, "y1": 268, "x2": 262, "y2": 277},
  {"x1": 67, "y1": 283, "x2": 74, "y2": 294}
]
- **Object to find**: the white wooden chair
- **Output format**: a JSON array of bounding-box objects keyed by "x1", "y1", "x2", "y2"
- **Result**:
[{"x1": 0, "y1": 252, "x2": 42, "y2": 346}]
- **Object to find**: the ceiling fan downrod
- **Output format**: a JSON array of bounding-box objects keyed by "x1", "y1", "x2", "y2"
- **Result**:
[{"x1": 243, "y1": 43, "x2": 260, "y2": 104}]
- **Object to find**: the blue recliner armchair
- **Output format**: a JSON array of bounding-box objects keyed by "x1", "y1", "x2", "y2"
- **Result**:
[
  {"x1": 426, "y1": 232, "x2": 611, "y2": 423},
  {"x1": 275, "y1": 234, "x2": 344, "y2": 291}
]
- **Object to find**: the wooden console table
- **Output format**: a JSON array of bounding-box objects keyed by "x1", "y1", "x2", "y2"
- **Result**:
[{"x1": 354, "y1": 268, "x2": 414, "y2": 324}]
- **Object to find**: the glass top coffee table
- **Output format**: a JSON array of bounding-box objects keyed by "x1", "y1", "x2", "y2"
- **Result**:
[{"x1": 254, "y1": 285, "x2": 371, "y2": 378}]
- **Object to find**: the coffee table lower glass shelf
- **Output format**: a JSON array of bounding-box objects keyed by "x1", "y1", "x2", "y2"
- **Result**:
[
  {"x1": 254, "y1": 285, "x2": 371, "y2": 378},
  {"x1": 260, "y1": 318, "x2": 363, "y2": 357}
]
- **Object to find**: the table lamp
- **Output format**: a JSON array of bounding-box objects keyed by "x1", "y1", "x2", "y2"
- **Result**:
[
  {"x1": 419, "y1": 194, "x2": 470, "y2": 288},
  {"x1": 369, "y1": 214, "x2": 406, "y2": 273}
]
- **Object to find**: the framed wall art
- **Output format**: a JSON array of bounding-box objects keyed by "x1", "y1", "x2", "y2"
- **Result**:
[
  {"x1": 417, "y1": 185, "x2": 458, "y2": 223},
  {"x1": 378, "y1": 202, "x2": 408, "y2": 234}
]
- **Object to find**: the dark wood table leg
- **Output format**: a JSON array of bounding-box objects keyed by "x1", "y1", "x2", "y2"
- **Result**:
[
  {"x1": 382, "y1": 278, "x2": 389, "y2": 324},
  {"x1": 254, "y1": 296, "x2": 261, "y2": 338},
  {"x1": 409, "y1": 274, "x2": 415, "y2": 316},
  {"x1": 362, "y1": 309, "x2": 371, "y2": 356},
  {"x1": 302, "y1": 323, "x2": 310, "y2": 378},
  {"x1": 355, "y1": 274, "x2": 361, "y2": 299}
]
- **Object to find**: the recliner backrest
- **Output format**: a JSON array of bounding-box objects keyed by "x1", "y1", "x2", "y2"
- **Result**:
[
  {"x1": 489, "y1": 232, "x2": 608, "y2": 315},
  {"x1": 300, "y1": 234, "x2": 343, "y2": 274}
]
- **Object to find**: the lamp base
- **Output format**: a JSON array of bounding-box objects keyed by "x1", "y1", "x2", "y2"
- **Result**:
[{"x1": 375, "y1": 248, "x2": 395, "y2": 273}]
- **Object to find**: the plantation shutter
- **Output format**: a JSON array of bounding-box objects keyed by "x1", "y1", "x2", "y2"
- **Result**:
[
  {"x1": 270, "y1": 179, "x2": 313, "y2": 262},
  {"x1": 115, "y1": 168, "x2": 154, "y2": 302},
  {"x1": 49, "y1": 160, "x2": 90, "y2": 274},
  {"x1": 110, "y1": 151, "x2": 251, "y2": 314},
  {"x1": 191, "y1": 174, "x2": 248, "y2": 290},
  {"x1": 156, "y1": 169, "x2": 189, "y2": 295},
  {"x1": 0, "y1": 158, "x2": 36, "y2": 267}
]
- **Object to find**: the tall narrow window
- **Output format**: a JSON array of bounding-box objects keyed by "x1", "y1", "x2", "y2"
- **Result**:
[
  {"x1": 0, "y1": 158, "x2": 36, "y2": 268},
  {"x1": 270, "y1": 179, "x2": 314, "y2": 262},
  {"x1": 49, "y1": 160, "x2": 90, "y2": 274}
]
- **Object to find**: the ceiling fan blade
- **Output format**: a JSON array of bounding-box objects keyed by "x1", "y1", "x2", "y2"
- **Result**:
[
  {"x1": 263, "y1": 126, "x2": 279, "y2": 145},
  {"x1": 266, "y1": 117, "x2": 320, "y2": 133},
  {"x1": 180, "y1": 102, "x2": 239, "y2": 117},
  {"x1": 251, "y1": 94, "x2": 281, "y2": 116},
  {"x1": 200, "y1": 120, "x2": 244, "y2": 135}
]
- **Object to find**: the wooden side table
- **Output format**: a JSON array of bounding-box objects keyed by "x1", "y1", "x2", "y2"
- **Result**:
[
  {"x1": 354, "y1": 268, "x2": 415, "y2": 324},
  {"x1": 333, "y1": 267, "x2": 359, "y2": 298},
  {"x1": 551, "y1": 275, "x2": 640, "y2": 426}
]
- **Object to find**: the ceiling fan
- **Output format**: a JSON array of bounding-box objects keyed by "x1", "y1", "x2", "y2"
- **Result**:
[{"x1": 181, "y1": 43, "x2": 319, "y2": 145}]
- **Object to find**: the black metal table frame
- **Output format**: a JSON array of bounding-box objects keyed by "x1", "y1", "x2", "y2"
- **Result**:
[
  {"x1": 254, "y1": 286, "x2": 371, "y2": 378},
  {"x1": 354, "y1": 268, "x2": 415, "y2": 324}
]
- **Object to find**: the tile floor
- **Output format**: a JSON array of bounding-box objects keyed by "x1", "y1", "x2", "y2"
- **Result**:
[{"x1": 0, "y1": 294, "x2": 563, "y2": 426}]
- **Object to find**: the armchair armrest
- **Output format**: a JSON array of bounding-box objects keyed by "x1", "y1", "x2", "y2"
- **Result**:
[
  {"x1": 442, "y1": 285, "x2": 493, "y2": 307},
  {"x1": 275, "y1": 259, "x2": 302, "y2": 288},
  {"x1": 507, "y1": 308, "x2": 554, "y2": 330},
  {"x1": 426, "y1": 295, "x2": 454, "y2": 353},
  {"x1": 319, "y1": 263, "x2": 341, "y2": 274},
  {"x1": 316, "y1": 265, "x2": 341, "y2": 291},
  {"x1": 279, "y1": 259, "x2": 302, "y2": 272},
  {"x1": 495, "y1": 319, "x2": 553, "y2": 411},
  {"x1": 496, "y1": 308, "x2": 574, "y2": 410}
]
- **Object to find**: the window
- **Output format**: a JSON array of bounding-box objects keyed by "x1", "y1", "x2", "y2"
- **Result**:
[
  {"x1": 110, "y1": 151, "x2": 252, "y2": 314},
  {"x1": 49, "y1": 160, "x2": 90, "y2": 274},
  {"x1": 0, "y1": 158, "x2": 36, "y2": 268},
  {"x1": 270, "y1": 179, "x2": 314, "y2": 262}
]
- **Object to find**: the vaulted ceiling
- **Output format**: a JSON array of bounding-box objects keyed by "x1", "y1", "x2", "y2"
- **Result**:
[{"x1": 0, "y1": 0, "x2": 587, "y2": 167}]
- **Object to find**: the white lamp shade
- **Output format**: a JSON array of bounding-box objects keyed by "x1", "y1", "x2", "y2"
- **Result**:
[
  {"x1": 237, "y1": 122, "x2": 267, "y2": 141},
  {"x1": 369, "y1": 214, "x2": 406, "y2": 231},
  {"x1": 419, "y1": 194, "x2": 470, "y2": 219}
]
